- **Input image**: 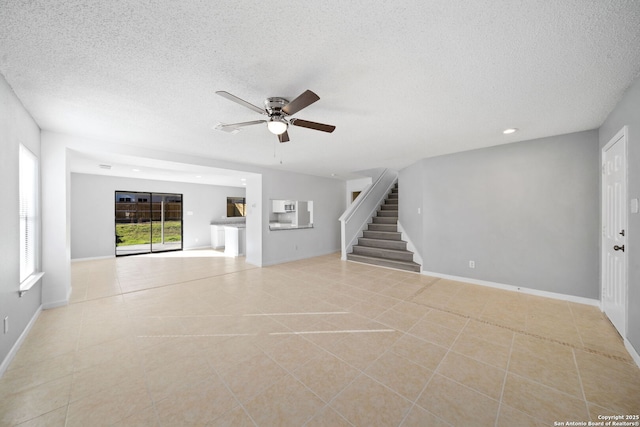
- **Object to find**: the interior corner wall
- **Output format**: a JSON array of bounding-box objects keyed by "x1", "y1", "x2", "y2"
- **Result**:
[
  {"x1": 261, "y1": 170, "x2": 345, "y2": 266},
  {"x1": 0, "y1": 73, "x2": 42, "y2": 370},
  {"x1": 599, "y1": 76, "x2": 640, "y2": 354},
  {"x1": 405, "y1": 130, "x2": 600, "y2": 299},
  {"x1": 40, "y1": 140, "x2": 71, "y2": 308},
  {"x1": 398, "y1": 160, "x2": 424, "y2": 260},
  {"x1": 70, "y1": 173, "x2": 246, "y2": 259}
]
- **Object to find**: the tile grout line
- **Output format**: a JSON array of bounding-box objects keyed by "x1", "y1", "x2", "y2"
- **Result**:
[
  {"x1": 207, "y1": 365, "x2": 260, "y2": 427},
  {"x1": 567, "y1": 303, "x2": 587, "y2": 349},
  {"x1": 408, "y1": 299, "x2": 633, "y2": 364},
  {"x1": 63, "y1": 296, "x2": 90, "y2": 425},
  {"x1": 494, "y1": 332, "x2": 515, "y2": 427},
  {"x1": 20, "y1": 254, "x2": 634, "y2": 425},
  {"x1": 398, "y1": 316, "x2": 471, "y2": 427},
  {"x1": 259, "y1": 332, "x2": 353, "y2": 426},
  {"x1": 315, "y1": 324, "x2": 416, "y2": 426},
  {"x1": 206, "y1": 306, "x2": 272, "y2": 427},
  {"x1": 70, "y1": 263, "x2": 261, "y2": 305},
  {"x1": 211, "y1": 301, "x2": 333, "y2": 426},
  {"x1": 117, "y1": 290, "x2": 159, "y2": 426},
  {"x1": 573, "y1": 348, "x2": 592, "y2": 421}
]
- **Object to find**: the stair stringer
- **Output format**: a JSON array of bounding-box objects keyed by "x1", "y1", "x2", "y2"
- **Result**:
[{"x1": 397, "y1": 221, "x2": 423, "y2": 271}]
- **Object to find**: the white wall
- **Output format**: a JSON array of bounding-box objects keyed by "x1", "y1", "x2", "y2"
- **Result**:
[
  {"x1": 0, "y1": 73, "x2": 42, "y2": 370},
  {"x1": 70, "y1": 173, "x2": 246, "y2": 259}
]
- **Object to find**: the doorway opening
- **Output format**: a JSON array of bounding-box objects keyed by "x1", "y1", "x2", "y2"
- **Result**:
[{"x1": 115, "y1": 191, "x2": 183, "y2": 256}]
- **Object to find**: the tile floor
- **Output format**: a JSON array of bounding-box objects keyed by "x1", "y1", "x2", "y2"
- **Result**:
[{"x1": 1, "y1": 250, "x2": 639, "y2": 426}]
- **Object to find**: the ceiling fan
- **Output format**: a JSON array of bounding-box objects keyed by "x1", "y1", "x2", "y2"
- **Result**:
[{"x1": 214, "y1": 89, "x2": 336, "y2": 143}]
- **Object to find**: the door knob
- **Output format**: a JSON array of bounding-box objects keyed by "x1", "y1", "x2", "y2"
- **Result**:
[{"x1": 614, "y1": 245, "x2": 625, "y2": 252}]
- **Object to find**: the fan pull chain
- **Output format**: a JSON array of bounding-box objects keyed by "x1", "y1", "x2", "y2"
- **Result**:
[{"x1": 273, "y1": 139, "x2": 283, "y2": 164}]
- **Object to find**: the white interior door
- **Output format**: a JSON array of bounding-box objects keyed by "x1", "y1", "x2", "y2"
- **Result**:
[{"x1": 601, "y1": 127, "x2": 628, "y2": 337}]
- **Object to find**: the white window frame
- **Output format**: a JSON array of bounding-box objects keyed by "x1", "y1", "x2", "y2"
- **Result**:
[{"x1": 19, "y1": 144, "x2": 43, "y2": 295}]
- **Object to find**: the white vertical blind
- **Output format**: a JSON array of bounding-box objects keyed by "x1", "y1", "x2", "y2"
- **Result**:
[{"x1": 19, "y1": 144, "x2": 38, "y2": 284}]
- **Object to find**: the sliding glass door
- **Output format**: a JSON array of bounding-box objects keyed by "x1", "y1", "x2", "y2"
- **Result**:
[
  {"x1": 115, "y1": 191, "x2": 183, "y2": 256},
  {"x1": 150, "y1": 193, "x2": 183, "y2": 253}
]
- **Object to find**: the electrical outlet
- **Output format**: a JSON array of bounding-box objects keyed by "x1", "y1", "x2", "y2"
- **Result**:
[
  {"x1": 3, "y1": 317, "x2": 8, "y2": 334},
  {"x1": 469, "y1": 261, "x2": 475, "y2": 269}
]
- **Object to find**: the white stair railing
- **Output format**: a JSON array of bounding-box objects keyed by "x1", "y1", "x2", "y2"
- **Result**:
[{"x1": 339, "y1": 169, "x2": 398, "y2": 260}]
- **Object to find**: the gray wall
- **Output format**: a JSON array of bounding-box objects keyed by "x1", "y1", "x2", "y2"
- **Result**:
[
  {"x1": 261, "y1": 169, "x2": 344, "y2": 266},
  {"x1": 599, "y1": 76, "x2": 640, "y2": 354},
  {"x1": 70, "y1": 173, "x2": 246, "y2": 259},
  {"x1": 400, "y1": 130, "x2": 600, "y2": 299},
  {"x1": 0, "y1": 74, "x2": 42, "y2": 370}
]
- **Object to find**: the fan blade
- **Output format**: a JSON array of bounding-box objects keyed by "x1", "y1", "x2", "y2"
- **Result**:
[
  {"x1": 214, "y1": 120, "x2": 266, "y2": 133},
  {"x1": 278, "y1": 131, "x2": 290, "y2": 143},
  {"x1": 282, "y1": 90, "x2": 320, "y2": 116},
  {"x1": 216, "y1": 91, "x2": 266, "y2": 115},
  {"x1": 290, "y1": 118, "x2": 336, "y2": 133}
]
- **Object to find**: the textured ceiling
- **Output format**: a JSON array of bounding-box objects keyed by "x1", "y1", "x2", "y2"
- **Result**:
[{"x1": 1, "y1": 1, "x2": 640, "y2": 180}]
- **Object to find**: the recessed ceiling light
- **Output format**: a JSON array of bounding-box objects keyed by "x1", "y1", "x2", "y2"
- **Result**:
[
  {"x1": 240, "y1": 178, "x2": 246, "y2": 182},
  {"x1": 242, "y1": 183, "x2": 246, "y2": 186},
  {"x1": 503, "y1": 128, "x2": 518, "y2": 135},
  {"x1": 195, "y1": 175, "x2": 202, "y2": 178},
  {"x1": 132, "y1": 168, "x2": 140, "y2": 172}
]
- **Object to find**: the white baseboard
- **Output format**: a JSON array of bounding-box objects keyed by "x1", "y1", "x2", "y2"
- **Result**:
[
  {"x1": 185, "y1": 246, "x2": 215, "y2": 251},
  {"x1": 262, "y1": 248, "x2": 341, "y2": 267},
  {"x1": 0, "y1": 305, "x2": 43, "y2": 379},
  {"x1": 421, "y1": 270, "x2": 600, "y2": 307},
  {"x1": 72, "y1": 248, "x2": 221, "y2": 261},
  {"x1": 42, "y1": 300, "x2": 69, "y2": 309},
  {"x1": 625, "y1": 339, "x2": 640, "y2": 369},
  {"x1": 43, "y1": 293, "x2": 70, "y2": 310},
  {"x1": 71, "y1": 255, "x2": 114, "y2": 263}
]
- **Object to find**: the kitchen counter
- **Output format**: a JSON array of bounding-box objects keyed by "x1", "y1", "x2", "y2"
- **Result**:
[
  {"x1": 210, "y1": 219, "x2": 246, "y2": 225},
  {"x1": 210, "y1": 221, "x2": 245, "y2": 250},
  {"x1": 269, "y1": 222, "x2": 313, "y2": 230}
]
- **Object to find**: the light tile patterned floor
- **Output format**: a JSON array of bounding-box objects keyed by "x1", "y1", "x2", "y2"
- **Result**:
[{"x1": 1, "y1": 250, "x2": 639, "y2": 426}]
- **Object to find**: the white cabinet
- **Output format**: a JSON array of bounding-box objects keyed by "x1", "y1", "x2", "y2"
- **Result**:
[
  {"x1": 224, "y1": 226, "x2": 246, "y2": 256},
  {"x1": 210, "y1": 225, "x2": 225, "y2": 249},
  {"x1": 272, "y1": 200, "x2": 286, "y2": 213},
  {"x1": 272, "y1": 200, "x2": 296, "y2": 213}
]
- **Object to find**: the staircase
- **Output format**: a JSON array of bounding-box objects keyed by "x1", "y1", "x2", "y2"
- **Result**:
[{"x1": 346, "y1": 183, "x2": 421, "y2": 272}]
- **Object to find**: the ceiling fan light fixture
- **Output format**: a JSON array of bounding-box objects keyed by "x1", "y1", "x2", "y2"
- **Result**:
[{"x1": 267, "y1": 118, "x2": 288, "y2": 135}]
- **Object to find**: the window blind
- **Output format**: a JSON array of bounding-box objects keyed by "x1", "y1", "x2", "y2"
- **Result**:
[{"x1": 19, "y1": 144, "x2": 38, "y2": 284}]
